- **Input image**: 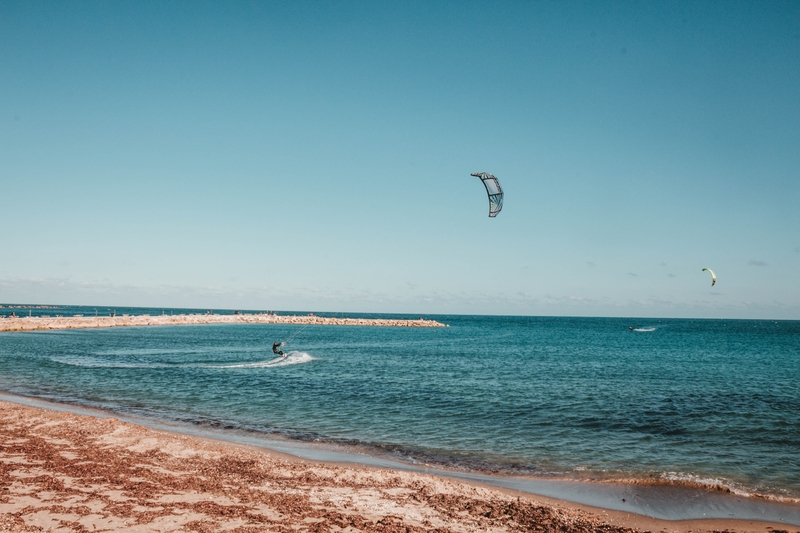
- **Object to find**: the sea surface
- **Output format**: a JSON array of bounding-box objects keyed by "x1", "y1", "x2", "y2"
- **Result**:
[{"x1": 1, "y1": 305, "x2": 799, "y2": 513}]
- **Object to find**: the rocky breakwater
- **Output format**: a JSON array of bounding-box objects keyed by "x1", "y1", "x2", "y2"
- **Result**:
[{"x1": 0, "y1": 313, "x2": 447, "y2": 332}]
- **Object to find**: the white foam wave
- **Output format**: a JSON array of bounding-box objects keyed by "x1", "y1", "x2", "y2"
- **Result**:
[
  {"x1": 633, "y1": 327, "x2": 656, "y2": 332},
  {"x1": 211, "y1": 351, "x2": 315, "y2": 369},
  {"x1": 659, "y1": 471, "x2": 752, "y2": 497}
]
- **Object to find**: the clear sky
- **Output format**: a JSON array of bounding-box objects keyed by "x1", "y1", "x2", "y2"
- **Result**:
[{"x1": 2, "y1": 1, "x2": 799, "y2": 318}]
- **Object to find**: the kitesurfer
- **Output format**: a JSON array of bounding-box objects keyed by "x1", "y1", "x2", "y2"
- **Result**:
[{"x1": 272, "y1": 342, "x2": 285, "y2": 357}]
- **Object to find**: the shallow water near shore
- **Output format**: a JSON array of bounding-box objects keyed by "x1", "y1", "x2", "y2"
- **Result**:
[
  {"x1": 3, "y1": 394, "x2": 800, "y2": 526},
  {"x1": 1, "y1": 307, "x2": 798, "y2": 520}
]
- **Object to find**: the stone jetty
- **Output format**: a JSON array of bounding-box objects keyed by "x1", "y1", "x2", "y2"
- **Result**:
[{"x1": 0, "y1": 313, "x2": 447, "y2": 332}]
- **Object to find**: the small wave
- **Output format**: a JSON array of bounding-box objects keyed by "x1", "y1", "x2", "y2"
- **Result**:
[
  {"x1": 211, "y1": 352, "x2": 314, "y2": 369},
  {"x1": 657, "y1": 471, "x2": 742, "y2": 494},
  {"x1": 633, "y1": 327, "x2": 656, "y2": 332},
  {"x1": 600, "y1": 471, "x2": 800, "y2": 503}
]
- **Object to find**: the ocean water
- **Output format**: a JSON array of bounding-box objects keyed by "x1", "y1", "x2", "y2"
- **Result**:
[{"x1": 1, "y1": 306, "x2": 798, "y2": 507}]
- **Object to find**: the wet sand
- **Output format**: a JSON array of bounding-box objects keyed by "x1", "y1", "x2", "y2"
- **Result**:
[
  {"x1": 0, "y1": 313, "x2": 446, "y2": 332},
  {"x1": 0, "y1": 400, "x2": 795, "y2": 533}
]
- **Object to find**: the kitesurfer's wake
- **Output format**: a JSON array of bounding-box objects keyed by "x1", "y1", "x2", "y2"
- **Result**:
[{"x1": 211, "y1": 352, "x2": 314, "y2": 368}]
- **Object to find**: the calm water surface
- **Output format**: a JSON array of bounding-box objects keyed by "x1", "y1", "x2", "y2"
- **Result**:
[{"x1": 1, "y1": 307, "x2": 798, "y2": 502}]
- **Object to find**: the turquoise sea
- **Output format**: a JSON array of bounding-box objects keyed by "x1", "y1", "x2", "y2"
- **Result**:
[{"x1": 1, "y1": 305, "x2": 799, "y2": 522}]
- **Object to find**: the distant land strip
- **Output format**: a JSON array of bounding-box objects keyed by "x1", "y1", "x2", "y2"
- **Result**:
[{"x1": 0, "y1": 313, "x2": 447, "y2": 332}]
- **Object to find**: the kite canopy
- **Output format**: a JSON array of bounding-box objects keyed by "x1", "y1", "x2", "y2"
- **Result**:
[
  {"x1": 471, "y1": 172, "x2": 503, "y2": 217},
  {"x1": 702, "y1": 267, "x2": 716, "y2": 287}
]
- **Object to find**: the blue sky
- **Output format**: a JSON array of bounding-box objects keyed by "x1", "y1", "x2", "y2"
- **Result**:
[{"x1": 1, "y1": 1, "x2": 799, "y2": 318}]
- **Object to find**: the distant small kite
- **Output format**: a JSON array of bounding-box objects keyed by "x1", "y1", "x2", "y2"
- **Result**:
[
  {"x1": 471, "y1": 172, "x2": 503, "y2": 217},
  {"x1": 702, "y1": 268, "x2": 716, "y2": 287}
]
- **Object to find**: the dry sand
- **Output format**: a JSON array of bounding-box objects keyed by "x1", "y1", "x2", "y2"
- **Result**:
[
  {"x1": 0, "y1": 314, "x2": 446, "y2": 333},
  {"x1": 0, "y1": 401, "x2": 794, "y2": 533}
]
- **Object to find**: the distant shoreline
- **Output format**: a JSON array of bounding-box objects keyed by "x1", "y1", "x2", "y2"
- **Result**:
[{"x1": 0, "y1": 313, "x2": 447, "y2": 332}]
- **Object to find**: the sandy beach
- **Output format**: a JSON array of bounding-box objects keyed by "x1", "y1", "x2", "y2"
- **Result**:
[
  {"x1": 0, "y1": 313, "x2": 446, "y2": 333},
  {"x1": 0, "y1": 400, "x2": 794, "y2": 533}
]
